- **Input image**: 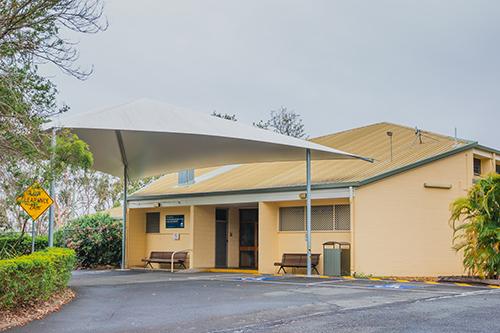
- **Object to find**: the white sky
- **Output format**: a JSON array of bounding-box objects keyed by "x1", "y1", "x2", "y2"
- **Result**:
[{"x1": 41, "y1": 0, "x2": 499, "y2": 147}]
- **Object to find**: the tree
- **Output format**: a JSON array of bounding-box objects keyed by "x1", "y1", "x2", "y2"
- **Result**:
[
  {"x1": 0, "y1": 0, "x2": 107, "y2": 164},
  {"x1": 0, "y1": 0, "x2": 106, "y2": 233},
  {"x1": 211, "y1": 111, "x2": 237, "y2": 121},
  {"x1": 254, "y1": 106, "x2": 307, "y2": 138},
  {"x1": 450, "y1": 173, "x2": 500, "y2": 279}
]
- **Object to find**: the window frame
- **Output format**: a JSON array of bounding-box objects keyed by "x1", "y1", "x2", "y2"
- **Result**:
[
  {"x1": 473, "y1": 158, "x2": 482, "y2": 176},
  {"x1": 145, "y1": 212, "x2": 160, "y2": 234}
]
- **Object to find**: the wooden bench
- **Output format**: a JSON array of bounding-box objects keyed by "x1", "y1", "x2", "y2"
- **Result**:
[
  {"x1": 142, "y1": 251, "x2": 188, "y2": 269},
  {"x1": 274, "y1": 253, "x2": 321, "y2": 274}
]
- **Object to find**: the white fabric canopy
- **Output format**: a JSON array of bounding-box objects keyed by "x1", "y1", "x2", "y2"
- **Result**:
[
  {"x1": 45, "y1": 99, "x2": 370, "y2": 179},
  {"x1": 44, "y1": 98, "x2": 370, "y2": 273}
]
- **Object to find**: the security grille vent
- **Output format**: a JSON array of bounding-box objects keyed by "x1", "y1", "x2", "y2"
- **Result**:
[
  {"x1": 279, "y1": 205, "x2": 351, "y2": 231},
  {"x1": 146, "y1": 212, "x2": 160, "y2": 233},
  {"x1": 335, "y1": 205, "x2": 351, "y2": 230},
  {"x1": 279, "y1": 207, "x2": 304, "y2": 231},
  {"x1": 312, "y1": 206, "x2": 334, "y2": 230}
]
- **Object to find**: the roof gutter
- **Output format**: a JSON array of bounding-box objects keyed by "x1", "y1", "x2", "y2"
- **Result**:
[{"x1": 128, "y1": 181, "x2": 360, "y2": 202}]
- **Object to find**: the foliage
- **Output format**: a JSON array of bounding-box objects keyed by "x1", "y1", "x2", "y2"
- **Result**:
[
  {"x1": 60, "y1": 213, "x2": 121, "y2": 267},
  {"x1": 254, "y1": 106, "x2": 307, "y2": 138},
  {"x1": 450, "y1": 173, "x2": 500, "y2": 279},
  {"x1": 0, "y1": 247, "x2": 76, "y2": 309},
  {"x1": 0, "y1": 132, "x2": 94, "y2": 233},
  {"x1": 0, "y1": 0, "x2": 106, "y2": 233},
  {"x1": 211, "y1": 111, "x2": 237, "y2": 121},
  {"x1": 0, "y1": 0, "x2": 108, "y2": 78},
  {"x1": 0, "y1": 233, "x2": 48, "y2": 259}
]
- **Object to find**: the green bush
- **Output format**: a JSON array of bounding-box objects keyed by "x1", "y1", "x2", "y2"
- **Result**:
[
  {"x1": 451, "y1": 173, "x2": 500, "y2": 279},
  {"x1": 0, "y1": 234, "x2": 49, "y2": 259},
  {"x1": 0, "y1": 248, "x2": 76, "y2": 309},
  {"x1": 60, "y1": 213, "x2": 121, "y2": 267}
]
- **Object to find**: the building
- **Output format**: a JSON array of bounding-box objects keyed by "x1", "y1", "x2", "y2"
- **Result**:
[{"x1": 125, "y1": 122, "x2": 499, "y2": 277}]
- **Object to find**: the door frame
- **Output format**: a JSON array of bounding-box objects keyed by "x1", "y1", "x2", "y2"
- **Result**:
[
  {"x1": 215, "y1": 208, "x2": 228, "y2": 268},
  {"x1": 238, "y1": 208, "x2": 258, "y2": 269}
]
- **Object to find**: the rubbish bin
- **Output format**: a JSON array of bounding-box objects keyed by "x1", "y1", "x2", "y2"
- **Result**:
[{"x1": 323, "y1": 241, "x2": 351, "y2": 276}]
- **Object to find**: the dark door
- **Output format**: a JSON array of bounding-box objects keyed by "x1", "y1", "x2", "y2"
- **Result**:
[
  {"x1": 215, "y1": 209, "x2": 228, "y2": 268},
  {"x1": 239, "y1": 209, "x2": 258, "y2": 268}
]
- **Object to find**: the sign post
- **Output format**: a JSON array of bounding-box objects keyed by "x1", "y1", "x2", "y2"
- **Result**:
[{"x1": 17, "y1": 182, "x2": 54, "y2": 253}]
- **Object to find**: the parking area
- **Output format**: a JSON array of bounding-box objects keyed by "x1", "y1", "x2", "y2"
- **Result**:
[{"x1": 10, "y1": 270, "x2": 500, "y2": 333}]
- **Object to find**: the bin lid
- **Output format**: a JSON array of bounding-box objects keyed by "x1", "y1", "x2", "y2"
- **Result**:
[{"x1": 323, "y1": 241, "x2": 351, "y2": 246}]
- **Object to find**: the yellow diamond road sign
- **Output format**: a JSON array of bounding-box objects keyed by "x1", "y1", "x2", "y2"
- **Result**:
[{"x1": 17, "y1": 182, "x2": 54, "y2": 221}]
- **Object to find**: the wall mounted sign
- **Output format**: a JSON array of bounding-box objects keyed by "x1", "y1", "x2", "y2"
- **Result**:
[{"x1": 166, "y1": 215, "x2": 185, "y2": 228}]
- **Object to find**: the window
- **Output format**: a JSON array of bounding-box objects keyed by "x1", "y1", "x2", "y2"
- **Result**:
[
  {"x1": 166, "y1": 215, "x2": 185, "y2": 228},
  {"x1": 279, "y1": 205, "x2": 350, "y2": 231},
  {"x1": 496, "y1": 164, "x2": 500, "y2": 174},
  {"x1": 178, "y1": 169, "x2": 194, "y2": 185},
  {"x1": 311, "y1": 206, "x2": 334, "y2": 230},
  {"x1": 146, "y1": 212, "x2": 160, "y2": 233},
  {"x1": 335, "y1": 205, "x2": 351, "y2": 230},
  {"x1": 279, "y1": 207, "x2": 304, "y2": 231},
  {"x1": 473, "y1": 158, "x2": 482, "y2": 176}
]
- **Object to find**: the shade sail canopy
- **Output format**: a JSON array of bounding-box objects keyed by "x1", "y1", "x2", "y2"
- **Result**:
[{"x1": 44, "y1": 99, "x2": 370, "y2": 179}]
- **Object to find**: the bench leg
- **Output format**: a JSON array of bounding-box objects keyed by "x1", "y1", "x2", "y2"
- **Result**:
[
  {"x1": 147, "y1": 262, "x2": 154, "y2": 269},
  {"x1": 179, "y1": 262, "x2": 186, "y2": 269},
  {"x1": 312, "y1": 266, "x2": 319, "y2": 275}
]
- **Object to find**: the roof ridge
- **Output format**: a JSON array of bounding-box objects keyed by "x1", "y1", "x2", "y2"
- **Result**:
[
  {"x1": 311, "y1": 122, "x2": 391, "y2": 141},
  {"x1": 311, "y1": 121, "x2": 473, "y2": 145}
]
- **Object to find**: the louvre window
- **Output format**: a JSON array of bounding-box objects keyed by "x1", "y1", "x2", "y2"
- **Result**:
[
  {"x1": 146, "y1": 212, "x2": 160, "y2": 233},
  {"x1": 312, "y1": 206, "x2": 334, "y2": 230},
  {"x1": 473, "y1": 158, "x2": 482, "y2": 176},
  {"x1": 279, "y1": 207, "x2": 304, "y2": 231},
  {"x1": 279, "y1": 205, "x2": 350, "y2": 231},
  {"x1": 334, "y1": 205, "x2": 351, "y2": 230}
]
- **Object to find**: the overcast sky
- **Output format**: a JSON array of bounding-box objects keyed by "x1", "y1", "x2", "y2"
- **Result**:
[{"x1": 41, "y1": 0, "x2": 499, "y2": 147}]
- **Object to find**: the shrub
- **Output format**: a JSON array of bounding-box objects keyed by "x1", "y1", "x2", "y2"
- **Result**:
[
  {"x1": 0, "y1": 234, "x2": 49, "y2": 259},
  {"x1": 450, "y1": 173, "x2": 500, "y2": 279},
  {"x1": 0, "y1": 248, "x2": 76, "y2": 309},
  {"x1": 60, "y1": 213, "x2": 121, "y2": 267}
]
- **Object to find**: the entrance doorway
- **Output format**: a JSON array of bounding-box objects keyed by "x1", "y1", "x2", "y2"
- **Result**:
[
  {"x1": 239, "y1": 209, "x2": 258, "y2": 269},
  {"x1": 215, "y1": 208, "x2": 228, "y2": 268}
]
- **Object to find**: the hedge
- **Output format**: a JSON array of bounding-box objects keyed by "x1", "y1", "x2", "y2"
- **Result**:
[
  {"x1": 0, "y1": 234, "x2": 50, "y2": 260},
  {"x1": 0, "y1": 248, "x2": 76, "y2": 309}
]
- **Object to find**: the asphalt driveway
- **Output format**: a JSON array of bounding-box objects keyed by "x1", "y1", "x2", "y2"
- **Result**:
[{"x1": 9, "y1": 270, "x2": 500, "y2": 333}]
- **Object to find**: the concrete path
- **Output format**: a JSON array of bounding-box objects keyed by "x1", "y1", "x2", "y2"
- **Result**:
[{"x1": 9, "y1": 270, "x2": 500, "y2": 333}]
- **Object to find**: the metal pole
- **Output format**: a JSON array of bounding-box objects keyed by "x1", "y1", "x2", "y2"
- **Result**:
[
  {"x1": 306, "y1": 149, "x2": 312, "y2": 276},
  {"x1": 48, "y1": 127, "x2": 56, "y2": 247},
  {"x1": 31, "y1": 219, "x2": 36, "y2": 253},
  {"x1": 121, "y1": 165, "x2": 128, "y2": 269}
]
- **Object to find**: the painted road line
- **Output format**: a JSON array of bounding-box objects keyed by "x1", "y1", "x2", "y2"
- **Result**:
[
  {"x1": 424, "y1": 281, "x2": 440, "y2": 285},
  {"x1": 396, "y1": 279, "x2": 410, "y2": 283},
  {"x1": 488, "y1": 285, "x2": 500, "y2": 289},
  {"x1": 454, "y1": 283, "x2": 472, "y2": 287},
  {"x1": 369, "y1": 278, "x2": 381, "y2": 281},
  {"x1": 342, "y1": 276, "x2": 355, "y2": 279}
]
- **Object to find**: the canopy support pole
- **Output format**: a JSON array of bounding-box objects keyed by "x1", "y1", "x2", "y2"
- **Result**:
[
  {"x1": 48, "y1": 127, "x2": 56, "y2": 247},
  {"x1": 116, "y1": 130, "x2": 128, "y2": 270},
  {"x1": 121, "y1": 165, "x2": 128, "y2": 269},
  {"x1": 306, "y1": 148, "x2": 312, "y2": 276}
]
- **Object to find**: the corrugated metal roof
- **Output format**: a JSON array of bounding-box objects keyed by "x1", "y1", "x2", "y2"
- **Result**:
[{"x1": 131, "y1": 122, "x2": 472, "y2": 197}]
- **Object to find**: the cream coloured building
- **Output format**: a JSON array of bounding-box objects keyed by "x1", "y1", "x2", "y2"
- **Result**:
[{"x1": 125, "y1": 122, "x2": 499, "y2": 277}]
